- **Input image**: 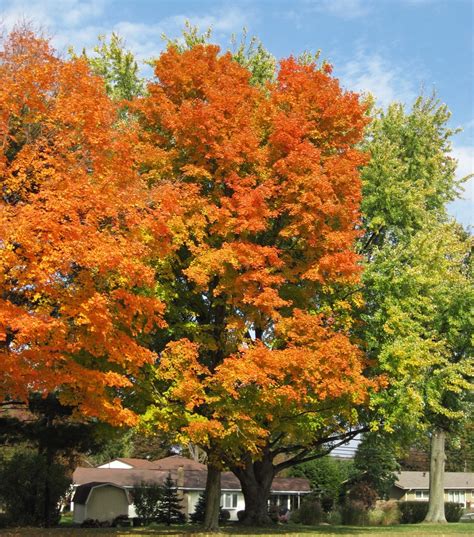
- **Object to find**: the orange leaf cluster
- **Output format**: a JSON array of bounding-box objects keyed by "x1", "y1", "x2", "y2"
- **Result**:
[{"x1": 0, "y1": 30, "x2": 169, "y2": 425}]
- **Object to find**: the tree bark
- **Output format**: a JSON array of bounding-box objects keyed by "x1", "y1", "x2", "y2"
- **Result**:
[
  {"x1": 232, "y1": 451, "x2": 275, "y2": 526},
  {"x1": 203, "y1": 462, "x2": 221, "y2": 531},
  {"x1": 424, "y1": 428, "x2": 447, "y2": 523}
]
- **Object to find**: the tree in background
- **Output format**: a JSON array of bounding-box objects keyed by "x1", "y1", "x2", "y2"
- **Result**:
[
  {"x1": 69, "y1": 33, "x2": 145, "y2": 101},
  {"x1": 290, "y1": 456, "x2": 353, "y2": 511},
  {"x1": 132, "y1": 482, "x2": 163, "y2": 525},
  {"x1": 156, "y1": 475, "x2": 186, "y2": 525},
  {"x1": 352, "y1": 432, "x2": 400, "y2": 499},
  {"x1": 359, "y1": 97, "x2": 473, "y2": 523},
  {"x1": 0, "y1": 450, "x2": 70, "y2": 527}
]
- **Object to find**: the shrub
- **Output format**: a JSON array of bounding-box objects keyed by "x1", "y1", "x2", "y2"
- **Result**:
[
  {"x1": 341, "y1": 500, "x2": 369, "y2": 526},
  {"x1": 368, "y1": 502, "x2": 400, "y2": 527},
  {"x1": 268, "y1": 504, "x2": 280, "y2": 523},
  {"x1": 0, "y1": 513, "x2": 11, "y2": 529},
  {"x1": 327, "y1": 510, "x2": 342, "y2": 525},
  {"x1": 376, "y1": 501, "x2": 400, "y2": 525},
  {"x1": 113, "y1": 514, "x2": 131, "y2": 527},
  {"x1": 219, "y1": 509, "x2": 231, "y2": 524},
  {"x1": 81, "y1": 519, "x2": 100, "y2": 528},
  {"x1": 396, "y1": 501, "x2": 463, "y2": 523},
  {"x1": 445, "y1": 502, "x2": 464, "y2": 522},
  {"x1": 399, "y1": 501, "x2": 428, "y2": 523},
  {"x1": 291, "y1": 499, "x2": 324, "y2": 525},
  {"x1": 237, "y1": 510, "x2": 245, "y2": 521},
  {"x1": 348, "y1": 480, "x2": 378, "y2": 509}
]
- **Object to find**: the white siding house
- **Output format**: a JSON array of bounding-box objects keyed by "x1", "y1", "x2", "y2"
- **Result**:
[{"x1": 72, "y1": 455, "x2": 311, "y2": 523}]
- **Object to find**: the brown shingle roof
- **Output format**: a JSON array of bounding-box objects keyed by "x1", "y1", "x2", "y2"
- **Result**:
[
  {"x1": 73, "y1": 482, "x2": 130, "y2": 505},
  {"x1": 395, "y1": 471, "x2": 474, "y2": 490},
  {"x1": 149, "y1": 455, "x2": 206, "y2": 471},
  {"x1": 73, "y1": 464, "x2": 310, "y2": 493},
  {"x1": 113, "y1": 458, "x2": 155, "y2": 468},
  {"x1": 74, "y1": 467, "x2": 172, "y2": 487}
]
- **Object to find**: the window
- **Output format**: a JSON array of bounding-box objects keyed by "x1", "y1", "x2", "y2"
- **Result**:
[
  {"x1": 221, "y1": 493, "x2": 238, "y2": 509},
  {"x1": 448, "y1": 491, "x2": 465, "y2": 505},
  {"x1": 415, "y1": 490, "x2": 429, "y2": 500}
]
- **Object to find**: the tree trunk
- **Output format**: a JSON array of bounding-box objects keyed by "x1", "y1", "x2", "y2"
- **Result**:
[
  {"x1": 203, "y1": 463, "x2": 221, "y2": 531},
  {"x1": 232, "y1": 451, "x2": 275, "y2": 526},
  {"x1": 424, "y1": 428, "x2": 447, "y2": 523}
]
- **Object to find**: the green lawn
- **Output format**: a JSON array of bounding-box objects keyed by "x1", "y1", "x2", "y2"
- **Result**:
[{"x1": 0, "y1": 523, "x2": 473, "y2": 537}]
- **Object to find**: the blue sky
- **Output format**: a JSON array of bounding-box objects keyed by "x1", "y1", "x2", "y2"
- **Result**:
[{"x1": 1, "y1": 0, "x2": 472, "y2": 226}]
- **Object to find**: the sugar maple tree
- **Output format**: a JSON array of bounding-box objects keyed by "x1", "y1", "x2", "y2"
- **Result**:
[
  {"x1": 0, "y1": 29, "x2": 168, "y2": 425},
  {"x1": 136, "y1": 43, "x2": 375, "y2": 526}
]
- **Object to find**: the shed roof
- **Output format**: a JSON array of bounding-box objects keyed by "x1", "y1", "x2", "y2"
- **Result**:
[
  {"x1": 73, "y1": 482, "x2": 130, "y2": 505},
  {"x1": 395, "y1": 472, "x2": 474, "y2": 490}
]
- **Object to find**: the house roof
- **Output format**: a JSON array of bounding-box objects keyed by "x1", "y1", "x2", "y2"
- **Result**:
[
  {"x1": 74, "y1": 467, "x2": 171, "y2": 488},
  {"x1": 149, "y1": 455, "x2": 206, "y2": 471},
  {"x1": 395, "y1": 471, "x2": 474, "y2": 490},
  {"x1": 74, "y1": 457, "x2": 310, "y2": 493},
  {"x1": 73, "y1": 482, "x2": 130, "y2": 505},
  {"x1": 114, "y1": 458, "x2": 155, "y2": 468}
]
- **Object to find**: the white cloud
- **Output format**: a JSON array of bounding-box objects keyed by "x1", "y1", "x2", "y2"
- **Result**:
[
  {"x1": 338, "y1": 51, "x2": 417, "y2": 107},
  {"x1": 112, "y1": 7, "x2": 251, "y2": 62},
  {"x1": 306, "y1": 0, "x2": 370, "y2": 19},
  {"x1": 1, "y1": 0, "x2": 108, "y2": 31},
  {"x1": 452, "y1": 145, "x2": 474, "y2": 200},
  {"x1": 1, "y1": 1, "x2": 251, "y2": 61}
]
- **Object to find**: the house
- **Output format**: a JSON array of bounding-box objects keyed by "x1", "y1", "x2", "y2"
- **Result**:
[
  {"x1": 72, "y1": 455, "x2": 311, "y2": 522},
  {"x1": 390, "y1": 471, "x2": 474, "y2": 510}
]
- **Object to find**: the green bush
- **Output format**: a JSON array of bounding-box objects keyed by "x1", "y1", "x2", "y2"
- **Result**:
[
  {"x1": 398, "y1": 501, "x2": 463, "y2": 524},
  {"x1": 341, "y1": 500, "x2": 369, "y2": 525},
  {"x1": 327, "y1": 510, "x2": 342, "y2": 525},
  {"x1": 399, "y1": 501, "x2": 428, "y2": 523},
  {"x1": 445, "y1": 502, "x2": 464, "y2": 522},
  {"x1": 291, "y1": 499, "x2": 324, "y2": 525}
]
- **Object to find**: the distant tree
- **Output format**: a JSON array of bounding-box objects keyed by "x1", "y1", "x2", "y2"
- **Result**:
[
  {"x1": 69, "y1": 33, "x2": 145, "y2": 100},
  {"x1": 0, "y1": 449, "x2": 70, "y2": 527},
  {"x1": 132, "y1": 482, "x2": 163, "y2": 525},
  {"x1": 352, "y1": 433, "x2": 400, "y2": 499},
  {"x1": 190, "y1": 492, "x2": 206, "y2": 523},
  {"x1": 156, "y1": 475, "x2": 186, "y2": 525},
  {"x1": 290, "y1": 456, "x2": 353, "y2": 510},
  {"x1": 190, "y1": 491, "x2": 228, "y2": 524}
]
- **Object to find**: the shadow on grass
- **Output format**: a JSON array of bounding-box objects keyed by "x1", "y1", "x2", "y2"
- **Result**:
[{"x1": 1, "y1": 522, "x2": 474, "y2": 536}]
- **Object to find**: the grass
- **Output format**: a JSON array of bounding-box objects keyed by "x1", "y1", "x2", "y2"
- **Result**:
[{"x1": 0, "y1": 523, "x2": 473, "y2": 537}]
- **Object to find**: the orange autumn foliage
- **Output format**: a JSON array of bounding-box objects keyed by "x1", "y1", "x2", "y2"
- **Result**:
[
  {"x1": 138, "y1": 44, "x2": 375, "y2": 456},
  {"x1": 0, "y1": 29, "x2": 168, "y2": 425}
]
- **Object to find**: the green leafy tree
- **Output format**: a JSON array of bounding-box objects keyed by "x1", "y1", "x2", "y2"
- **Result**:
[
  {"x1": 69, "y1": 33, "x2": 145, "y2": 100},
  {"x1": 190, "y1": 492, "x2": 207, "y2": 523},
  {"x1": 156, "y1": 475, "x2": 186, "y2": 525},
  {"x1": 290, "y1": 456, "x2": 353, "y2": 510},
  {"x1": 352, "y1": 433, "x2": 400, "y2": 499},
  {"x1": 132, "y1": 482, "x2": 163, "y2": 525},
  {"x1": 189, "y1": 491, "x2": 228, "y2": 524},
  {"x1": 0, "y1": 449, "x2": 70, "y2": 527},
  {"x1": 359, "y1": 96, "x2": 473, "y2": 523}
]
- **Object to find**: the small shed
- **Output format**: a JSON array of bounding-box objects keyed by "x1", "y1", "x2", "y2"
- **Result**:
[{"x1": 73, "y1": 482, "x2": 130, "y2": 523}]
